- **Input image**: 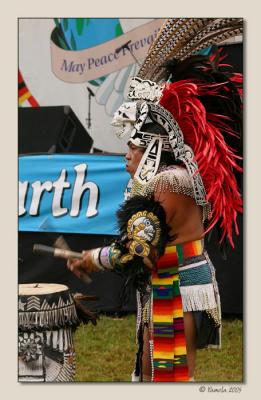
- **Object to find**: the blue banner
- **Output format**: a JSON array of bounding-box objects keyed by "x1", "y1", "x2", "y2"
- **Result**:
[{"x1": 19, "y1": 154, "x2": 129, "y2": 235}]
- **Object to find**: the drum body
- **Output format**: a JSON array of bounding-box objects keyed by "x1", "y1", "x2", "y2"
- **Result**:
[{"x1": 18, "y1": 283, "x2": 79, "y2": 382}]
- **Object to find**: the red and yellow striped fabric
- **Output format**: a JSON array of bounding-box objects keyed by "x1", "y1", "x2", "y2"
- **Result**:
[{"x1": 18, "y1": 70, "x2": 39, "y2": 107}]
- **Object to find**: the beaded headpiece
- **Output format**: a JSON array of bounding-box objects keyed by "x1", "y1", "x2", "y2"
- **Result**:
[{"x1": 111, "y1": 18, "x2": 243, "y2": 247}]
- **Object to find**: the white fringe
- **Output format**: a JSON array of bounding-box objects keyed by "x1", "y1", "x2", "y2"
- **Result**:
[
  {"x1": 180, "y1": 283, "x2": 217, "y2": 312},
  {"x1": 18, "y1": 304, "x2": 79, "y2": 330}
]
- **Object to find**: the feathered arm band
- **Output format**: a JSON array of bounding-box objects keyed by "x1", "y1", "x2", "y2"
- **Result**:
[{"x1": 89, "y1": 196, "x2": 171, "y2": 291}]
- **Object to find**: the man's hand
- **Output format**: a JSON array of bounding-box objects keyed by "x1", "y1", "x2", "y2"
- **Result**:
[
  {"x1": 67, "y1": 251, "x2": 97, "y2": 280},
  {"x1": 143, "y1": 246, "x2": 158, "y2": 271}
]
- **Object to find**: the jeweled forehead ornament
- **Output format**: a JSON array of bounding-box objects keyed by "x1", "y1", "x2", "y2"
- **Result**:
[{"x1": 111, "y1": 77, "x2": 164, "y2": 140}]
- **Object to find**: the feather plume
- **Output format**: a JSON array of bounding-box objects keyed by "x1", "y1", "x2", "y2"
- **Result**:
[
  {"x1": 138, "y1": 18, "x2": 243, "y2": 82},
  {"x1": 159, "y1": 70, "x2": 242, "y2": 247}
]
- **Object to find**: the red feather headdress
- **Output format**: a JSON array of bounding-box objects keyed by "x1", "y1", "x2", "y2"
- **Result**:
[{"x1": 159, "y1": 74, "x2": 243, "y2": 247}]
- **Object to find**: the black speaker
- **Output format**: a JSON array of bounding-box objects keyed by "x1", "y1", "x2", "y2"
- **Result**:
[{"x1": 18, "y1": 106, "x2": 93, "y2": 154}]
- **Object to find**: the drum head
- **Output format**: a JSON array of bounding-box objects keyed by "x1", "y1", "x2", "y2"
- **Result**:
[{"x1": 19, "y1": 283, "x2": 69, "y2": 296}]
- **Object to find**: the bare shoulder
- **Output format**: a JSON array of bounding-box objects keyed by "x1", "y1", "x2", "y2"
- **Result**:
[
  {"x1": 154, "y1": 187, "x2": 195, "y2": 216},
  {"x1": 154, "y1": 182, "x2": 204, "y2": 243}
]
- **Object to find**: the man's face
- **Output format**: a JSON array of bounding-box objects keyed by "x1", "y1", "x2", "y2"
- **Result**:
[{"x1": 125, "y1": 142, "x2": 144, "y2": 178}]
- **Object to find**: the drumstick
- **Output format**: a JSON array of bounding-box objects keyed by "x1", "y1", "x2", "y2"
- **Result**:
[
  {"x1": 33, "y1": 244, "x2": 83, "y2": 259},
  {"x1": 53, "y1": 236, "x2": 93, "y2": 285},
  {"x1": 33, "y1": 244, "x2": 92, "y2": 284},
  {"x1": 54, "y1": 235, "x2": 72, "y2": 252}
]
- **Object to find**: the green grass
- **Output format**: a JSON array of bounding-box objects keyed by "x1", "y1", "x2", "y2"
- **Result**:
[
  {"x1": 74, "y1": 314, "x2": 243, "y2": 382},
  {"x1": 196, "y1": 318, "x2": 243, "y2": 382}
]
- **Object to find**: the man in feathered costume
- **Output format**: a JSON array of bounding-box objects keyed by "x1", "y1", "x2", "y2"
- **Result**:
[{"x1": 67, "y1": 18, "x2": 243, "y2": 382}]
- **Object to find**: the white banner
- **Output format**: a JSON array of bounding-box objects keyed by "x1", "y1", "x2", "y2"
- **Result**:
[{"x1": 51, "y1": 19, "x2": 164, "y2": 82}]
